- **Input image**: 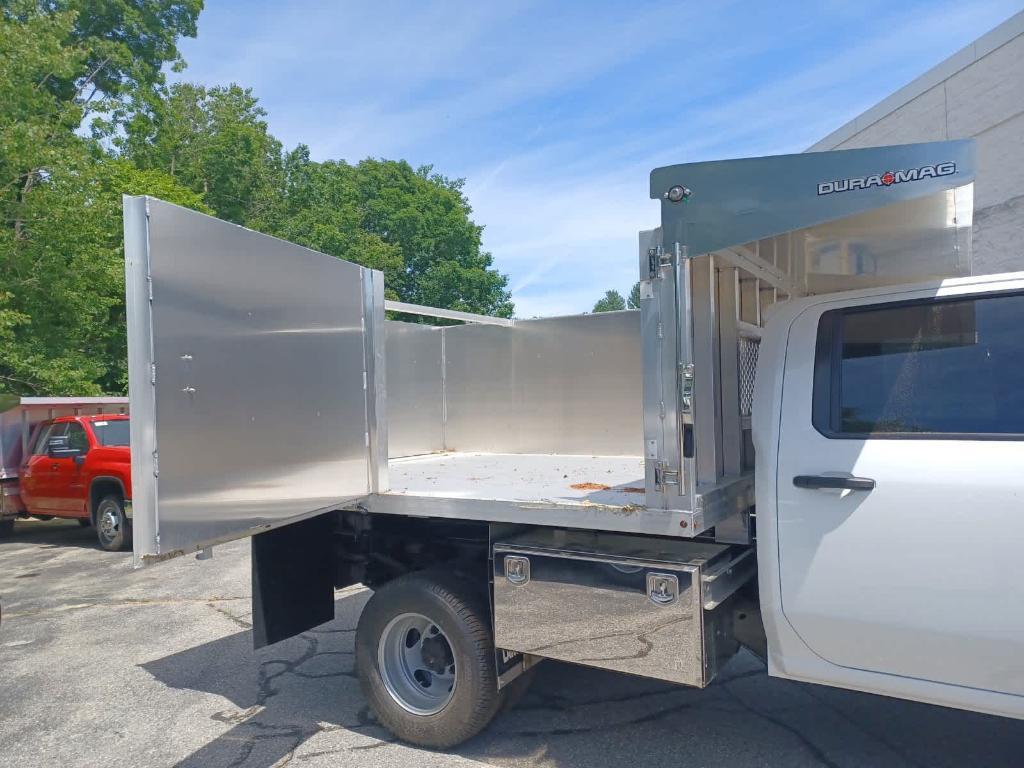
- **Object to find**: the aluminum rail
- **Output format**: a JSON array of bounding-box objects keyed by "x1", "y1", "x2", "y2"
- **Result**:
[{"x1": 385, "y1": 300, "x2": 514, "y2": 327}]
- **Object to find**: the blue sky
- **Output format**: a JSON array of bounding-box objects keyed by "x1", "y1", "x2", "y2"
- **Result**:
[{"x1": 174, "y1": 1, "x2": 1022, "y2": 317}]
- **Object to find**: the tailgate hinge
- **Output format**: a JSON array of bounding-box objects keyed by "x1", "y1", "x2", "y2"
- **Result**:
[
  {"x1": 647, "y1": 244, "x2": 674, "y2": 279},
  {"x1": 654, "y1": 462, "x2": 679, "y2": 489}
]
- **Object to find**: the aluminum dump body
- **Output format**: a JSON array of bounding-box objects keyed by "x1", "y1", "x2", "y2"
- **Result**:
[{"x1": 124, "y1": 139, "x2": 977, "y2": 563}]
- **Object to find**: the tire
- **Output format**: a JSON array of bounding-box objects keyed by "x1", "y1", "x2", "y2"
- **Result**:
[
  {"x1": 94, "y1": 495, "x2": 131, "y2": 552},
  {"x1": 77, "y1": 518, "x2": 91, "y2": 528},
  {"x1": 0, "y1": 519, "x2": 13, "y2": 538},
  {"x1": 356, "y1": 571, "x2": 502, "y2": 748}
]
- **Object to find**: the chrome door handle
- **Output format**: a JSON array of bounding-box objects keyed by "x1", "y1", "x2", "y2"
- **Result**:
[{"x1": 793, "y1": 475, "x2": 875, "y2": 491}]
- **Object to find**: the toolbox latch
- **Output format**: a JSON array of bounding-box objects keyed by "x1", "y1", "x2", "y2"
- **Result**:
[
  {"x1": 504, "y1": 555, "x2": 531, "y2": 586},
  {"x1": 647, "y1": 572, "x2": 679, "y2": 606}
]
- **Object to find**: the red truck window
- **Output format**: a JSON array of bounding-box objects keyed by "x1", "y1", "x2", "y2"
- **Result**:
[
  {"x1": 92, "y1": 419, "x2": 130, "y2": 447},
  {"x1": 67, "y1": 423, "x2": 89, "y2": 452},
  {"x1": 32, "y1": 423, "x2": 64, "y2": 455}
]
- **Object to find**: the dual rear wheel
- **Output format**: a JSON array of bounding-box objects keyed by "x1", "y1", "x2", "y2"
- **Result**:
[{"x1": 356, "y1": 571, "x2": 525, "y2": 748}]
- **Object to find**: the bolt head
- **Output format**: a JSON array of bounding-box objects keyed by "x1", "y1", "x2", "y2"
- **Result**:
[{"x1": 665, "y1": 185, "x2": 691, "y2": 203}]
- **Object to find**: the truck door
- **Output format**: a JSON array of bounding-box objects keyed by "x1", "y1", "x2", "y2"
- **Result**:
[
  {"x1": 774, "y1": 280, "x2": 1024, "y2": 698},
  {"x1": 22, "y1": 422, "x2": 64, "y2": 513},
  {"x1": 124, "y1": 197, "x2": 383, "y2": 564},
  {"x1": 53, "y1": 421, "x2": 90, "y2": 515}
]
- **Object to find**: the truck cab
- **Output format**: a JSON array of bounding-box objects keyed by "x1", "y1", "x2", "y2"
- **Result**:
[
  {"x1": 755, "y1": 271, "x2": 1024, "y2": 715},
  {"x1": 19, "y1": 414, "x2": 132, "y2": 551}
]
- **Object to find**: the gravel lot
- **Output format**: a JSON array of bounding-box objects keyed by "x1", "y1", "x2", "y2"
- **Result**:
[{"x1": 1, "y1": 518, "x2": 1021, "y2": 768}]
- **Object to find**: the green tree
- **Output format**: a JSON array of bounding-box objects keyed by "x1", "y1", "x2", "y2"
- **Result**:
[
  {"x1": 1, "y1": 0, "x2": 203, "y2": 235},
  {"x1": 593, "y1": 289, "x2": 626, "y2": 313},
  {"x1": 628, "y1": 282, "x2": 641, "y2": 309},
  {"x1": 0, "y1": 155, "x2": 210, "y2": 395},
  {"x1": 0, "y1": 0, "x2": 204, "y2": 396},
  {"x1": 120, "y1": 82, "x2": 283, "y2": 224},
  {"x1": 253, "y1": 156, "x2": 514, "y2": 317}
]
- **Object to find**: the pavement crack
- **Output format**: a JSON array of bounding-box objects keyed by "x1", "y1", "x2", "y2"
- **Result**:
[{"x1": 208, "y1": 602, "x2": 253, "y2": 629}]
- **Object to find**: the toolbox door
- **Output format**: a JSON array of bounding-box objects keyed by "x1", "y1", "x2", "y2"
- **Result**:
[{"x1": 124, "y1": 197, "x2": 383, "y2": 565}]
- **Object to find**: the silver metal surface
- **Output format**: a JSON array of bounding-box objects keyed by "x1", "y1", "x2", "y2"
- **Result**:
[
  {"x1": 443, "y1": 312, "x2": 642, "y2": 455},
  {"x1": 377, "y1": 612, "x2": 457, "y2": 715},
  {"x1": 492, "y1": 529, "x2": 739, "y2": 686},
  {"x1": 363, "y1": 271, "x2": 389, "y2": 491},
  {"x1": 123, "y1": 196, "x2": 159, "y2": 559},
  {"x1": 652, "y1": 140, "x2": 976, "y2": 278},
  {"x1": 385, "y1": 321, "x2": 444, "y2": 458},
  {"x1": 700, "y1": 548, "x2": 756, "y2": 610},
  {"x1": 125, "y1": 197, "x2": 374, "y2": 562},
  {"x1": 641, "y1": 141, "x2": 976, "y2": 538},
  {"x1": 737, "y1": 334, "x2": 760, "y2": 419},
  {"x1": 385, "y1": 300, "x2": 513, "y2": 326}
]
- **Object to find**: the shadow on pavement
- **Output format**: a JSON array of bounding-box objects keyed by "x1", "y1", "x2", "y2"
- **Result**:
[
  {"x1": 141, "y1": 590, "x2": 1024, "y2": 768},
  {"x1": 0, "y1": 517, "x2": 109, "y2": 552}
]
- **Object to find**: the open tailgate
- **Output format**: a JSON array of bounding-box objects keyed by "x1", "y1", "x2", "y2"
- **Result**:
[{"x1": 124, "y1": 197, "x2": 382, "y2": 565}]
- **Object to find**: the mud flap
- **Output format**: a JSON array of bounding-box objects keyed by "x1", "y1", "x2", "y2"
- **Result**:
[{"x1": 252, "y1": 513, "x2": 335, "y2": 648}]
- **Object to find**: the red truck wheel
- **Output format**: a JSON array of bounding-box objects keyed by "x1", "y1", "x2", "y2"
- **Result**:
[{"x1": 95, "y1": 495, "x2": 132, "y2": 552}]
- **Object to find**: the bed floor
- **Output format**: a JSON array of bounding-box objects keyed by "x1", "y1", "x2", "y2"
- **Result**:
[{"x1": 385, "y1": 452, "x2": 647, "y2": 509}]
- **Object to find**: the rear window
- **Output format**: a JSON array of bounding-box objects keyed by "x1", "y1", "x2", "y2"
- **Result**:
[{"x1": 92, "y1": 419, "x2": 130, "y2": 447}]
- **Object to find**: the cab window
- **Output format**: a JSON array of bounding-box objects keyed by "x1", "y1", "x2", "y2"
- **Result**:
[
  {"x1": 32, "y1": 423, "x2": 64, "y2": 455},
  {"x1": 66, "y1": 423, "x2": 90, "y2": 453},
  {"x1": 813, "y1": 292, "x2": 1024, "y2": 437}
]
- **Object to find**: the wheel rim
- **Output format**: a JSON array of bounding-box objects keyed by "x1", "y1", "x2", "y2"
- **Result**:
[
  {"x1": 98, "y1": 503, "x2": 120, "y2": 544},
  {"x1": 377, "y1": 612, "x2": 456, "y2": 715}
]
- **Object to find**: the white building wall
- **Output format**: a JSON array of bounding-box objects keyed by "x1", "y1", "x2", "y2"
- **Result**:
[{"x1": 810, "y1": 11, "x2": 1024, "y2": 276}]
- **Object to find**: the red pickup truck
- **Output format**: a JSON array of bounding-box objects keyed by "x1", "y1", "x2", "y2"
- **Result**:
[{"x1": 18, "y1": 414, "x2": 133, "y2": 551}]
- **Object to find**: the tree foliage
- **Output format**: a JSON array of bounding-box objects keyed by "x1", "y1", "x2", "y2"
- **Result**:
[
  {"x1": 0, "y1": 2, "x2": 513, "y2": 397},
  {"x1": 628, "y1": 282, "x2": 641, "y2": 310},
  {"x1": 1, "y1": 0, "x2": 207, "y2": 395},
  {"x1": 252, "y1": 153, "x2": 512, "y2": 315},
  {"x1": 2, "y1": 155, "x2": 209, "y2": 395},
  {"x1": 120, "y1": 82, "x2": 283, "y2": 224},
  {"x1": 592, "y1": 289, "x2": 626, "y2": 313}
]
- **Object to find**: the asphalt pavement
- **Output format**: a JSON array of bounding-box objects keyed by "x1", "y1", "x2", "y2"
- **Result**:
[{"x1": 1, "y1": 518, "x2": 1021, "y2": 767}]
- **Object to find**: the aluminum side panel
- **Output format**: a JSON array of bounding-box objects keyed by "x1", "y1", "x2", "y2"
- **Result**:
[
  {"x1": 126, "y1": 197, "x2": 371, "y2": 561},
  {"x1": 444, "y1": 312, "x2": 642, "y2": 455},
  {"x1": 385, "y1": 321, "x2": 444, "y2": 458}
]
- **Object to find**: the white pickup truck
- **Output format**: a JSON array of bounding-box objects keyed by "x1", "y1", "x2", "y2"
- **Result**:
[{"x1": 122, "y1": 138, "x2": 1024, "y2": 748}]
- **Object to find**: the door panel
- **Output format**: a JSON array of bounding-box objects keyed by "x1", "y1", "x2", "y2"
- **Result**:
[
  {"x1": 776, "y1": 288, "x2": 1024, "y2": 697},
  {"x1": 125, "y1": 197, "x2": 375, "y2": 562},
  {"x1": 23, "y1": 423, "x2": 64, "y2": 512},
  {"x1": 55, "y1": 422, "x2": 89, "y2": 515}
]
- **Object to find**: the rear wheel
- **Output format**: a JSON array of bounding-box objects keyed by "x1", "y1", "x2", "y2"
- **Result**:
[
  {"x1": 95, "y1": 495, "x2": 131, "y2": 552},
  {"x1": 356, "y1": 571, "x2": 502, "y2": 748},
  {"x1": 0, "y1": 519, "x2": 13, "y2": 538}
]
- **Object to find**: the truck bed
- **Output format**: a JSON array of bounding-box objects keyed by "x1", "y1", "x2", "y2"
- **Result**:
[
  {"x1": 359, "y1": 452, "x2": 697, "y2": 536},
  {"x1": 389, "y1": 451, "x2": 645, "y2": 506}
]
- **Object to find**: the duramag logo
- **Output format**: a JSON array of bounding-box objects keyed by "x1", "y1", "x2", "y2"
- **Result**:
[{"x1": 817, "y1": 162, "x2": 956, "y2": 195}]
